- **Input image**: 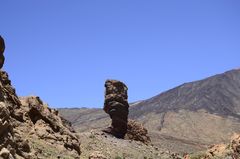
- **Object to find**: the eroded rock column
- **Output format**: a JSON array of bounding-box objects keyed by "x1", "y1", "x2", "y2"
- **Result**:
[{"x1": 103, "y1": 80, "x2": 129, "y2": 138}]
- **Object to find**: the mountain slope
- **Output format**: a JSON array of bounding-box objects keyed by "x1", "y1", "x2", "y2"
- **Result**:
[
  {"x1": 59, "y1": 69, "x2": 240, "y2": 153},
  {"x1": 130, "y1": 69, "x2": 240, "y2": 118}
]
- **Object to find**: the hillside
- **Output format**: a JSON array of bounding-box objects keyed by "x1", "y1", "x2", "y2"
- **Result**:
[{"x1": 59, "y1": 69, "x2": 240, "y2": 153}]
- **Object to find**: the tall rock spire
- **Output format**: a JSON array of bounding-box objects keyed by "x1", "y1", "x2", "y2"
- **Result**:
[{"x1": 103, "y1": 79, "x2": 129, "y2": 138}]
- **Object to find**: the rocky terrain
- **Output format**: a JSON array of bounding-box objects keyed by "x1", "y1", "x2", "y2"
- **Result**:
[
  {"x1": 0, "y1": 70, "x2": 81, "y2": 159},
  {"x1": 186, "y1": 133, "x2": 240, "y2": 159},
  {"x1": 59, "y1": 69, "x2": 240, "y2": 154},
  {"x1": 80, "y1": 129, "x2": 175, "y2": 159}
]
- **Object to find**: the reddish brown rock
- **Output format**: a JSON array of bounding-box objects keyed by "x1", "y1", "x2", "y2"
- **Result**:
[
  {"x1": 0, "y1": 71, "x2": 81, "y2": 158},
  {"x1": 125, "y1": 119, "x2": 151, "y2": 144},
  {"x1": 0, "y1": 71, "x2": 22, "y2": 158},
  {"x1": 0, "y1": 70, "x2": 82, "y2": 158},
  {"x1": 103, "y1": 80, "x2": 129, "y2": 138},
  {"x1": 19, "y1": 96, "x2": 81, "y2": 156}
]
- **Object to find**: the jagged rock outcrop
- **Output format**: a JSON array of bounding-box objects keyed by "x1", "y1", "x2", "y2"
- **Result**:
[
  {"x1": 103, "y1": 80, "x2": 129, "y2": 138},
  {"x1": 0, "y1": 70, "x2": 81, "y2": 159},
  {"x1": 0, "y1": 36, "x2": 5, "y2": 69},
  {"x1": 0, "y1": 70, "x2": 25, "y2": 159},
  {"x1": 19, "y1": 96, "x2": 81, "y2": 158},
  {"x1": 125, "y1": 120, "x2": 151, "y2": 144}
]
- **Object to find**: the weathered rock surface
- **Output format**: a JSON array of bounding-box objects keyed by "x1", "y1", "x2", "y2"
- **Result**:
[
  {"x1": 19, "y1": 96, "x2": 81, "y2": 158},
  {"x1": 103, "y1": 80, "x2": 129, "y2": 138},
  {"x1": 0, "y1": 70, "x2": 81, "y2": 159},
  {"x1": 0, "y1": 71, "x2": 24, "y2": 159},
  {"x1": 125, "y1": 119, "x2": 151, "y2": 145}
]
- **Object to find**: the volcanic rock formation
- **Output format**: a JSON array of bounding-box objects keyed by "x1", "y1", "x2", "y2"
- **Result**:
[
  {"x1": 0, "y1": 36, "x2": 5, "y2": 69},
  {"x1": 103, "y1": 80, "x2": 129, "y2": 138},
  {"x1": 0, "y1": 53, "x2": 30, "y2": 158},
  {"x1": 0, "y1": 70, "x2": 81, "y2": 159}
]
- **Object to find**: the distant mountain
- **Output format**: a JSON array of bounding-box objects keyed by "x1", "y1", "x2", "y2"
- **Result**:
[
  {"x1": 130, "y1": 69, "x2": 240, "y2": 118},
  {"x1": 59, "y1": 69, "x2": 240, "y2": 153}
]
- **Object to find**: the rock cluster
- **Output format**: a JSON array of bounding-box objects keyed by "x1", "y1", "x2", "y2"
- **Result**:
[
  {"x1": 103, "y1": 80, "x2": 129, "y2": 138},
  {"x1": 205, "y1": 134, "x2": 240, "y2": 158},
  {"x1": 19, "y1": 96, "x2": 81, "y2": 158},
  {"x1": 185, "y1": 133, "x2": 240, "y2": 159},
  {"x1": 125, "y1": 119, "x2": 151, "y2": 144},
  {"x1": 0, "y1": 36, "x2": 5, "y2": 69},
  {"x1": 0, "y1": 70, "x2": 81, "y2": 159}
]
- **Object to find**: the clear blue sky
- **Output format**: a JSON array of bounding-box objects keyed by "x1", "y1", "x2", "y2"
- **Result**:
[{"x1": 1, "y1": 1, "x2": 240, "y2": 108}]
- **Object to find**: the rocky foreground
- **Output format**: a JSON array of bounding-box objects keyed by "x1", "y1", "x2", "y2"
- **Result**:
[
  {"x1": 0, "y1": 71, "x2": 81, "y2": 159},
  {"x1": 80, "y1": 129, "x2": 240, "y2": 159}
]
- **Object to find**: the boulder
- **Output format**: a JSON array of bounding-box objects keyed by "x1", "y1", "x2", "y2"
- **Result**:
[{"x1": 0, "y1": 148, "x2": 11, "y2": 159}]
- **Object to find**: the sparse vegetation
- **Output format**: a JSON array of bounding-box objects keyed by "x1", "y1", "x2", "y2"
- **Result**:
[
  {"x1": 114, "y1": 156, "x2": 123, "y2": 159},
  {"x1": 89, "y1": 134, "x2": 95, "y2": 139},
  {"x1": 189, "y1": 154, "x2": 205, "y2": 159}
]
